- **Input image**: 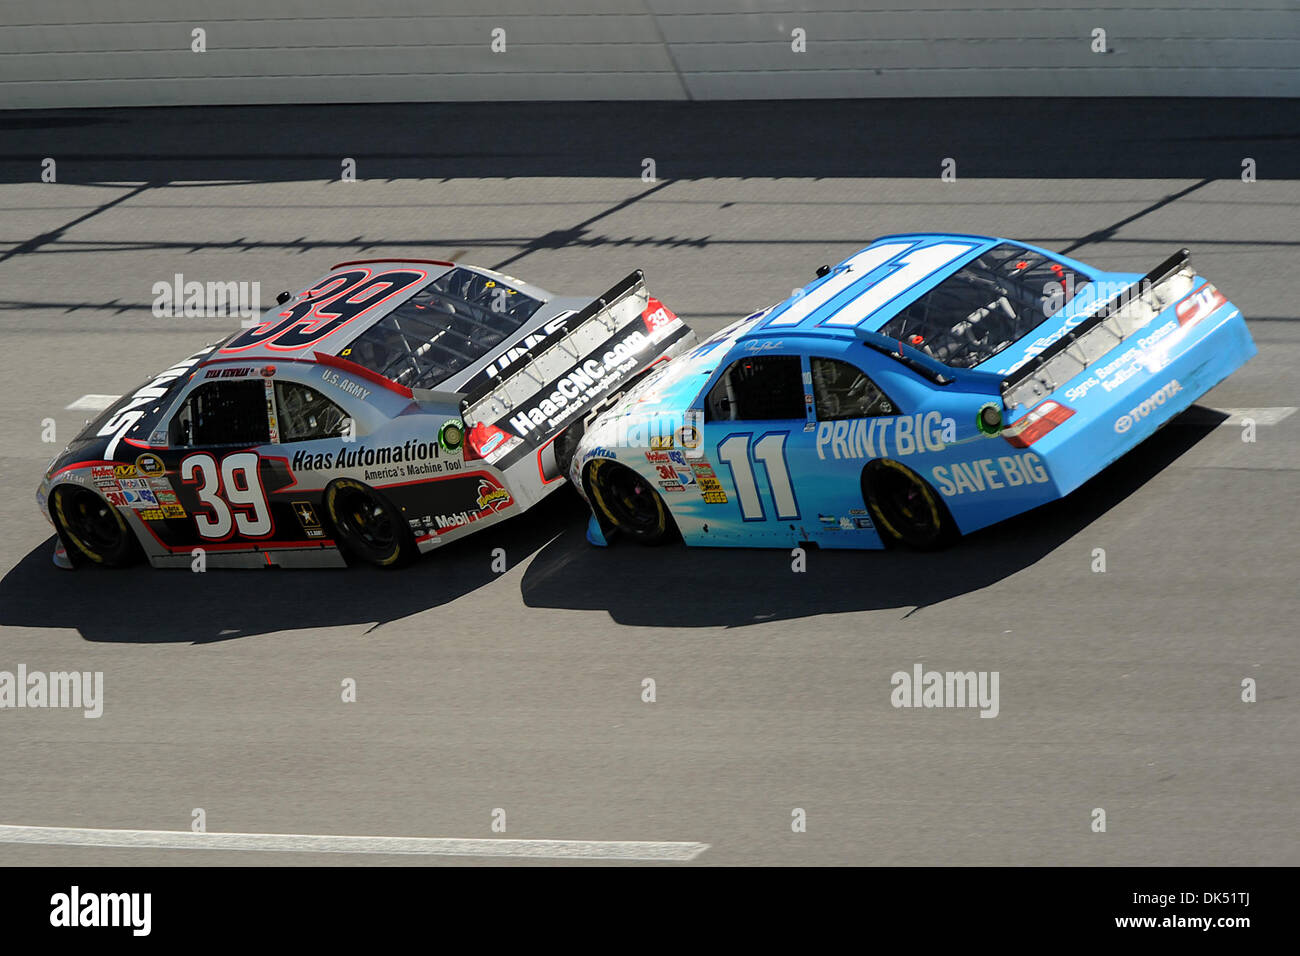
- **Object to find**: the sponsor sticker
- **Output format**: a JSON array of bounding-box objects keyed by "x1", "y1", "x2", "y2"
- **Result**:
[
  {"x1": 816, "y1": 410, "x2": 950, "y2": 461},
  {"x1": 1115, "y1": 379, "x2": 1182, "y2": 434},
  {"x1": 930, "y1": 452, "x2": 1049, "y2": 497},
  {"x1": 507, "y1": 328, "x2": 651, "y2": 437},
  {"x1": 475, "y1": 476, "x2": 513, "y2": 513},
  {"x1": 1176, "y1": 284, "x2": 1227, "y2": 327},
  {"x1": 691, "y1": 462, "x2": 728, "y2": 504},
  {"x1": 91, "y1": 465, "x2": 119, "y2": 491},
  {"x1": 122, "y1": 488, "x2": 159, "y2": 509},
  {"x1": 292, "y1": 500, "x2": 324, "y2": 538},
  {"x1": 641, "y1": 297, "x2": 678, "y2": 335},
  {"x1": 135, "y1": 453, "x2": 166, "y2": 477}
]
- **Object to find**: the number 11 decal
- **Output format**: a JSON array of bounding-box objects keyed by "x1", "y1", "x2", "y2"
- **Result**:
[{"x1": 716, "y1": 432, "x2": 799, "y2": 521}]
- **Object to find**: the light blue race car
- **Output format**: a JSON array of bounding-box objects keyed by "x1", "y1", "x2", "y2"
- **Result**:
[{"x1": 568, "y1": 233, "x2": 1256, "y2": 550}]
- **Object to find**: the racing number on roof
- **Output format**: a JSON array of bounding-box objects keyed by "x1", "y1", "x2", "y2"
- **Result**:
[
  {"x1": 181, "y1": 451, "x2": 272, "y2": 539},
  {"x1": 222, "y1": 269, "x2": 428, "y2": 353},
  {"x1": 717, "y1": 432, "x2": 799, "y2": 521},
  {"x1": 765, "y1": 241, "x2": 976, "y2": 329}
]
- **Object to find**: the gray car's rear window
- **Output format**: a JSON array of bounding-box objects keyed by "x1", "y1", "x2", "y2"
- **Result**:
[{"x1": 340, "y1": 268, "x2": 543, "y2": 389}]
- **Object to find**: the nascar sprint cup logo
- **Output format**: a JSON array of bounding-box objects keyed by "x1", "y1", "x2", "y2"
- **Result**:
[{"x1": 1115, "y1": 380, "x2": 1182, "y2": 434}]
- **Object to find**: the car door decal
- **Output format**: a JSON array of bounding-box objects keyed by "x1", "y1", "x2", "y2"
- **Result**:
[
  {"x1": 716, "y1": 431, "x2": 800, "y2": 521},
  {"x1": 180, "y1": 451, "x2": 273, "y2": 540}
]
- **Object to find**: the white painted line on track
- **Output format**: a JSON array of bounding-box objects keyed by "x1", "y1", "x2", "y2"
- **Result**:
[
  {"x1": 0, "y1": 824, "x2": 709, "y2": 861},
  {"x1": 1179, "y1": 405, "x2": 1297, "y2": 426},
  {"x1": 65, "y1": 394, "x2": 120, "y2": 411}
]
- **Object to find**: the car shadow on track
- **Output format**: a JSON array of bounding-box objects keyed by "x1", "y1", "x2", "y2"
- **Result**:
[
  {"x1": 0, "y1": 492, "x2": 577, "y2": 645},
  {"x1": 0, "y1": 412, "x2": 1224, "y2": 641},
  {"x1": 519, "y1": 413, "x2": 1227, "y2": 628}
]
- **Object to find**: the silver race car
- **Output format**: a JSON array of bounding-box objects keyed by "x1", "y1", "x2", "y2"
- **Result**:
[{"x1": 38, "y1": 258, "x2": 695, "y2": 568}]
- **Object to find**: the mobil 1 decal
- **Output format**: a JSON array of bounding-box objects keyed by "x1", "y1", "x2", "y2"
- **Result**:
[{"x1": 387, "y1": 470, "x2": 517, "y2": 539}]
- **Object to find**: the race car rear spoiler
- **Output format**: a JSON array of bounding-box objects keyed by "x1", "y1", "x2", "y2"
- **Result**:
[
  {"x1": 1000, "y1": 248, "x2": 1196, "y2": 410},
  {"x1": 459, "y1": 270, "x2": 693, "y2": 448}
]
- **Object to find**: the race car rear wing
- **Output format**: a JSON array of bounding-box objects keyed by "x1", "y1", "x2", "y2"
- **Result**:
[
  {"x1": 1000, "y1": 248, "x2": 1197, "y2": 410},
  {"x1": 459, "y1": 270, "x2": 693, "y2": 449}
]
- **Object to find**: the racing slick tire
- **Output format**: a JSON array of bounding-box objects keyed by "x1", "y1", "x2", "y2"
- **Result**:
[
  {"x1": 323, "y1": 478, "x2": 417, "y2": 568},
  {"x1": 861, "y1": 459, "x2": 957, "y2": 551},
  {"x1": 50, "y1": 484, "x2": 142, "y2": 567},
  {"x1": 586, "y1": 458, "x2": 676, "y2": 545}
]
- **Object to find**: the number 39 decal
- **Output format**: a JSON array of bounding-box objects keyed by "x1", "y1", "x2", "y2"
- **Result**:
[
  {"x1": 221, "y1": 268, "x2": 427, "y2": 353},
  {"x1": 180, "y1": 451, "x2": 272, "y2": 539}
]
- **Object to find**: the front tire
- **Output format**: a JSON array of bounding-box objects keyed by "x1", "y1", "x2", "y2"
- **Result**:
[
  {"x1": 586, "y1": 458, "x2": 675, "y2": 545},
  {"x1": 50, "y1": 484, "x2": 140, "y2": 567},
  {"x1": 323, "y1": 479, "x2": 416, "y2": 568},
  {"x1": 862, "y1": 459, "x2": 956, "y2": 550}
]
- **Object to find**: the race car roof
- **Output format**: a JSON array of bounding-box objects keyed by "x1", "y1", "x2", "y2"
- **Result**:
[
  {"x1": 737, "y1": 234, "x2": 1003, "y2": 345},
  {"x1": 212, "y1": 259, "x2": 557, "y2": 366}
]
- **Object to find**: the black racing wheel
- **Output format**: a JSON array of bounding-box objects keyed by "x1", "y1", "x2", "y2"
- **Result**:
[
  {"x1": 586, "y1": 458, "x2": 675, "y2": 545},
  {"x1": 323, "y1": 479, "x2": 416, "y2": 568},
  {"x1": 861, "y1": 459, "x2": 956, "y2": 550},
  {"x1": 50, "y1": 484, "x2": 141, "y2": 567}
]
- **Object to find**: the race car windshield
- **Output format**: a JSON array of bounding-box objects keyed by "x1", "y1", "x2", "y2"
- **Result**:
[
  {"x1": 875, "y1": 244, "x2": 1090, "y2": 369},
  {"x1": 339, "y1": 268, "x2": 543, "y2": 389}
]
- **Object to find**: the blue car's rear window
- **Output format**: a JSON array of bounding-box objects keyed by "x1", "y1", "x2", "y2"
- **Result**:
[{"x1": 876, "y1": 244, "x2": 1090, "y2": 369}]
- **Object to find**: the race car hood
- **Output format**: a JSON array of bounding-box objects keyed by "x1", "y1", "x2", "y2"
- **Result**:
[
  {"x1": 52, "y1": 344, "x2": 217, "y2": 474},
  {"x1": 603, "y1": 309, "x2": 767, "y2": 421}
]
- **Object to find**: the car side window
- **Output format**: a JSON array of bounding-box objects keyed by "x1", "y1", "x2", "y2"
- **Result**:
[
  {"x1": 275, "y1": 381, "x2": 352, "y2": 442},
  {"x1": 810, "y1": 356, "x2": 896, "y2": 420},
  {"x1": 172, "y1": 380, "x2": 271, "y2": 447},
  {"x1": 706, "y1": 354, "x2": 806, "y2": 421}
]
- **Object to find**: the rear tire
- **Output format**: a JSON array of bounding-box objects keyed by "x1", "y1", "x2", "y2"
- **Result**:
[
  {"x1": 862, "y1": 459, "x2": 956, "y2": 550},
  {"x1": 586, "y1": 458, "x2": 675, "y2": 545},
  {"x1": 50, "y1": 484, "x2": 140, "y2": 567},
  {"x1": 323, "y1": 479, "x2": 416, "y2": 568}
]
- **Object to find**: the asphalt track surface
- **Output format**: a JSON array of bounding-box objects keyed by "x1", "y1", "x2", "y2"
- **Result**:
[{"x1": 0, "y1": 100, "x2": 1296, "y2": 865}]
